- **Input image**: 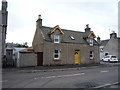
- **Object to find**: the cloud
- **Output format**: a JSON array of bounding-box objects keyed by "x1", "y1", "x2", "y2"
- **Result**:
[{"x1": 2, "y1": 0, "x2": 119, "y2": 46}]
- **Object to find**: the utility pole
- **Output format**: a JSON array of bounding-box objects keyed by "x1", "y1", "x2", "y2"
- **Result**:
[{"x1": 0, "y1": 0, "x2": 8, "y2": 68}]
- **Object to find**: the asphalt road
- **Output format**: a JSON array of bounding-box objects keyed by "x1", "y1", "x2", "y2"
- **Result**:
[{"x1": 2, "y1": 64, "x2": 119, "y2": 88}]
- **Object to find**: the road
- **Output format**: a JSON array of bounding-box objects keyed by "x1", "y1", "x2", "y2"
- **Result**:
[{"x1": 2, "y1": 64, "x2": 119, "y2": 88}]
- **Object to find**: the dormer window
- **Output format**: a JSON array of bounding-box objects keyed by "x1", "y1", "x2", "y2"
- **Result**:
[
  {"x1": 89, "y1": 38, "x2": 93, "y2": 46},
  {"x1": 54, "y1": 35, "x2": 60, "y2": 43},
  {"x1": 87, "y1": 38, "x2": 93, "y2": 46}
]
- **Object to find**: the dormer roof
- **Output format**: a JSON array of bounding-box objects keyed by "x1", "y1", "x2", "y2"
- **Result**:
[
  {"x1": 48, "y1": 25, "x2": 64, "y2": 35},
  {"x1": 83, "y1": 31, "x2": 96, "y2": 39}
]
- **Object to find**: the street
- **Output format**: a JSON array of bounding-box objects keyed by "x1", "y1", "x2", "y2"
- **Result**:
[{"x1": 2, "y1": 63, "x2": 119, "y2": 88}]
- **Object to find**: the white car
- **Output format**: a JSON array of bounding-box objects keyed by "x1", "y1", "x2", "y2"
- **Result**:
[{"x1": 102, "y1": 55, "x2": 118, "y2": 62}]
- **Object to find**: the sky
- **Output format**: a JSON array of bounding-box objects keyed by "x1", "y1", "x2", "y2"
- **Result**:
[{"x1": 0, "y1": 0, "x2": 119, "y2": 46}]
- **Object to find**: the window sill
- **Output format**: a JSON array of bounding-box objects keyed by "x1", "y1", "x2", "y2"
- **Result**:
[
  {"x1": 54, "y1": 58, "x2": 60, "y2": 60},
  {"x1": 54, "y1": 42, "x2": 60, "y2": 44},
  {"x1": 90, "y1": 58, "x2": 94, "y2": 60}
]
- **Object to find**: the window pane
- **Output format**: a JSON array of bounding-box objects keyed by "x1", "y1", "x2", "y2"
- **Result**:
[
  {"x1": 55, "y1": 39, "x2": 58, "y2": 42},
  {"x1": 55, "y1": 50, "x2": 58, "y2": 53},
  {"x1": 54, "y1": 35, "x2": 60, "y2": 43},
  {"x1": 90, "y1": 51, "x2": 92, "y2": 54},
  {"x1": 90, "y1": 55, "x2": 92, "y2": 57},
  {"x1": 55, "y1": 55, "x2": 58, "y2": 58},
  {"x1": 111, "y1": 56, "x2": 116, "y2": 58},
  {"x1": 105, "y1": 53, "x2": 108, "y2": 56}
]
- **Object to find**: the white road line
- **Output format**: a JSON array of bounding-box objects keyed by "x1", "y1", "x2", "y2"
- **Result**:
[
  {"x1": 93, "y1": 83, "x2": 111, "y2": 88},
  {"x1": 81, "y1": 67, "x2": 87, "y2": 68},
  {"x1": 100, "y1": 70, "x2": 109, "y2": 73},
  {"x1": 41, "y1": 73, "x2": 85, "y2": 79}
]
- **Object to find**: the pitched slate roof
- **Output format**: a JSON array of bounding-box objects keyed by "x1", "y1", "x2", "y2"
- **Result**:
[
  {"x1": 100, "y1": 39, "x2": 109, "y2": 46},
  {"x1": 41, "y1": 26, "x2": 99, "y2": 45},
  {"x1": 100, "y1": 37, "x2": 120, "y2": 46}
]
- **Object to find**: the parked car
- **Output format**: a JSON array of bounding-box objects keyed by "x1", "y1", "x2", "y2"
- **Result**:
[{"x1": 102, "y1": 55, "x2": 118, "y2": 62}]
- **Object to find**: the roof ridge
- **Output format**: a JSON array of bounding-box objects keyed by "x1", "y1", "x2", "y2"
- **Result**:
[
  {"x1": 101, "y1": 39, "x2": 109, "y2": 41},
  {"x1": 42, "y1": 26, "x2": 84, "y2": 33}
]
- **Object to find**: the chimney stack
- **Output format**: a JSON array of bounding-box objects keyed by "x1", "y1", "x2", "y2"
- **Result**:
[
  {"x1": 2, "y1": 0, "x2": 7, "y2": 11},
  {"x1": 97, "y1": 36, "x2": 100, "y2": 44},
  {"x1": 110, "y1": 31, "x2": 117, "y2": 38},
  {"x1": 36, "y1": 14, "x2": 42, "y2": 29},
  {"x1": 85, "y1": 24, "x2": 91, "y2": 32},
  {"x1": 1, "y1": 0, "x2": 8, "y2": 26},
  {"x1": 38, "y1": 14, "x2": 41, "y2": 19}
]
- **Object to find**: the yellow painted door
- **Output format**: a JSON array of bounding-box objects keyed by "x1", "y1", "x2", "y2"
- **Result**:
[{"x1": 75, "y1": 50, "x2": 80, "y2": 64}]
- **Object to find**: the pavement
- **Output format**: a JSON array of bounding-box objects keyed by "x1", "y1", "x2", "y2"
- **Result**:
[
  {"x1": 2, "y1": 61, "x2": 120, "y2": 73},
  {"x1": 2, "y1": 63, "x2": 102, "y2": 72}
]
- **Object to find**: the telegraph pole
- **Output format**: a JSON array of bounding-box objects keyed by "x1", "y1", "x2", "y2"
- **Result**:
[{"x1": 0, "y1": 0, "x2": 8, "y2": 68}]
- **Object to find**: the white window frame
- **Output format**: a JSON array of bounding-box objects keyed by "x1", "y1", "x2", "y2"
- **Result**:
[
  {"x1": 54, "y1": 50, "x2": 60, "y2": 60},
  {"x1": 54, "y1": 35, "x2": 60, "y2": 43},
  {"x1": 89, "y1": 39, "x2": 93, "y2": 46},
  {"x1": 100, "y1": 48, "x2": 103, "y2": 52},
  {"x1": 90, "y1": 51, "x2": 94, "y2": 60}
]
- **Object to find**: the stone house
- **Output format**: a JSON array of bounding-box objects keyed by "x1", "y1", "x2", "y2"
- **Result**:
[
  {"x1": 100, "y1": 31, "x2": 120, "y2": 60},
  {"x1": 32, "y1": 15, "x2": 100, "y2": 66}
]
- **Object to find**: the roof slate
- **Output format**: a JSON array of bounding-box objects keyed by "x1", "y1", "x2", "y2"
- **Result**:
[
  {"x1": 100, "y1": 37, "x2": 120, "y2": 46},
  {"x1": 41, "y1": 26, "x2": 98, "y2": 45},
  {"x1": 100, "y1": 39, "x2": 109, "y2": 46}
]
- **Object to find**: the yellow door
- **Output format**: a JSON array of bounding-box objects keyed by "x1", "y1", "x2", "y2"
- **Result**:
[{"x1": 75, "y1": 50, "x2": 80, "y2": 64}]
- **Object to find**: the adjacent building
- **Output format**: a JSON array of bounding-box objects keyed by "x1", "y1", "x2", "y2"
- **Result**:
[
  {"x1": 100, "y1": 31, "x2": 120, "y2": 60},
  {"x1": 32, "y1": 15, "x2": 100, "y2": 66},
  {"x1": 3, "y1": 43, "x2": 27, "y2": 67}
]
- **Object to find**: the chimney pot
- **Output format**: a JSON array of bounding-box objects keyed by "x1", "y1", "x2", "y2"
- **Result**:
[
  {"x1": 110, "y1": 31, "x2": 117, "y2": 38},
  {"x1": 38, "y1": 15, "x2": 41, "y2": 19}
]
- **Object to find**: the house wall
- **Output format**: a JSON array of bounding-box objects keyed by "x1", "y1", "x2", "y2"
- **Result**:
[
  {"x1": 32, "y1": 28, "x2": 44, "y2": 52},
  {"x1": 43, "y1": 41, "x2": 99, "y2": 65},
  {"x1": 103, "y1": 38, "x2": 118, "y2": 58},
  {"x1": 19, "y1": 52, "x2": 37, "y2": 67}
]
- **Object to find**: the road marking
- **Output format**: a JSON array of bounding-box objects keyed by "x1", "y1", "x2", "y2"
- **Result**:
[
  {"x1": 81, "y1": 67, "x2": 87, "y2": 68},
  {"x1": 34, "y1": 78, "x2": 37, "y2": 80},
  {"x1": 100, "y1": 70, "x2": 109, "y2": 73},
  {"x1": 93, "y1": 83, "x2": 111, "y2": 88},
  {"x1": 41, "y1": 73, "x2": 85, "y2": 79}
]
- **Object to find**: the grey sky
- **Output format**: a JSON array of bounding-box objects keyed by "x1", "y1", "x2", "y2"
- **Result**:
[{"x1": 1, "y1": 0, "x2": 119, "y2": 46}]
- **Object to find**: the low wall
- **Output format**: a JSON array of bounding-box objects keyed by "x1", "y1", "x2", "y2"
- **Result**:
[{"x1": 19, "y1": 52, "x2": 37, "y2": 67}]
